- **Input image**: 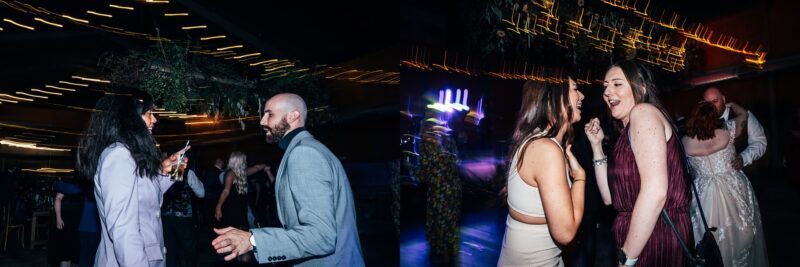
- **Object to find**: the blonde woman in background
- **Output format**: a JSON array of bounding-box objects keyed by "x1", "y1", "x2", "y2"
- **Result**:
[{"x1": 215, "y1": 151, "x2": 266, "y2": 229}]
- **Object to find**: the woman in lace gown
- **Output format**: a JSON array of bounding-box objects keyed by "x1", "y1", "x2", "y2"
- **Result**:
[{"x1": 682, "y1": 101, "x2": 769, "y2": 267}]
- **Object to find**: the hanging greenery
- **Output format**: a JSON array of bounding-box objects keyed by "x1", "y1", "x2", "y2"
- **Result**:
[{"x1": 98, "y1": 43, "x2": 331, "y2": 127}]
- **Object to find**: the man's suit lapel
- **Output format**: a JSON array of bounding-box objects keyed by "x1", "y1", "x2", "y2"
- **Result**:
[{"x1": 274, "y1": 130, "x2": 311, "y2": 226}]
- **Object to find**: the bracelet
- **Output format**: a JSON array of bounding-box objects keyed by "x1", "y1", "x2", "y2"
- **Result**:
[
  {"x1": 573, "y1": 179, "x2": 586, "y2": 182},
  {"x1": 592, "y1": 157, "x2": 608, "y2": 166}
]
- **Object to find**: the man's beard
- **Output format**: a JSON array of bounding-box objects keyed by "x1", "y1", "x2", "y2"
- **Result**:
[{"x1": 264, "y1": 117, "x2": 291, "y2": 144}]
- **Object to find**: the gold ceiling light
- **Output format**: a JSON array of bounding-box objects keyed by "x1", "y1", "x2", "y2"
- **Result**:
[
  {"x1": 59, "y1": 81, "x2": 89, "y2": 87},
  {"x1": 3, "y1": 18, "x2": 35, "y2": 30},
  {"x1": 45, "y1": 85, "x2": 77, "y2": 92},
  {"x1": 109, "y1": 4, "x2": 134, "y2": 11},
  {"x1": 0, "y1": 140, "x2": 71, "y2": 152},
  {"x1": 0, "y1": 93, "x2": 33, "y2": 102},
  {"x1": 31, "y1": 89, "x2": 63, "y2": 96},
  {"x1": 87, "y1": 11, "x2": 113, "y2": 18},
  {"x1": 216, "y1": 45, "x2": 243, "y2": 51},
  {"x1": 34, "y1": 17, "x2": 63, "y2": 28},
  {"x1": 181, "y1": 25, "x2": 207, "y2": 30},
  {"x1": 62, "y1": 15, "x2": 89, "y2": 24},
  {"x1": 200, "y1": 35, "x2": 225, "y2": 41},
  {"x1": 71, "y1": 76, "x2": 111, "y2": 83},
  {"x1": 15, "y1": 92, "x2": 48, "y2": 99}
]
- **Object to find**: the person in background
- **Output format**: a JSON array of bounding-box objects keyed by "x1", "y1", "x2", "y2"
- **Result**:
[
  {"x1": 161, "y1": 154, "x2": 205, "y2": 267},
  {"x1": 78, "y1": 177, "x2": 101, "y2": 267},
  {"x1": 703, "y1": 87, "x2": 767, "y2": 170},
  {"x1": 50, "y1": 178, "x2": 82, "y2": 267},
  {"x1": 682, "y1": 101, "x2": 768, "y2": 266}
]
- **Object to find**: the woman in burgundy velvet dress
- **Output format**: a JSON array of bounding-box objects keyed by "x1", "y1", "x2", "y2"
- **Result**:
[{"x1": 584, "y1": 60, "x2": 692, "y2": 267}]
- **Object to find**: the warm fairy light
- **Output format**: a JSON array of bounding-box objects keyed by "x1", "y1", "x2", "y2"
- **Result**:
[
  {"x1": 216, "y1": 45, "x2": 243, "y2": 51},
  {"x1": 3, "y1": 18, "x2": 35, "y2": 30},
  {"x1": 59, "y1": 81, "x2": 89, "y2": 87},
  {"x1": 164, "y1": 13, "x2": 188, "y2": 17},
  {"x1": 109, "y1": 4, "x2": 134, "y2": 10},
  {"x1": 200, "y1": 35, "x2": 225, "y2": 40},
  {"x1": 71, "y1": 76, "x2": 111, "y2": 83},
  {"x1": 34, "y1": 17, "x2": 63, "y2": 28},
  {"x1": 31, "y1": 89, "x2": 63, "y2": 96},
  {"x1": 181, "y1": 25, "x2": 207, "y2": 30},
  {"x1": 249, "y1": 59, "x2": 278, "y2": 66},
  {"x1": 45, "y1": 85, "x2": 77, "y2": 92},
  {"x1": 0, "y1": 93, "x2": 33, "y2": 102},
  {"x1": 0, "y1": 98, "x2": 17, "y2": 103},
  {"x1": 22, "y1": 168, "x2": 74, "y2": 173},
  {"x1": 153, "y1": 110, "x2": 177, "y2": 114},
  {"x1": 16, "y1": 92, "x2": 48, "y2": 99},
  {"x1": 233, "y1": 52, "x2": 260, "y2": 59},
  {"x1": 87, "y1": 11, "x2": 113, "y2": 18},
  {"x1": 1, "y1": 140, "x2": 70, "y2": 152},
  {"x1": 185, "y1": 120, "x2": 217, "y2": 125},
  {"x1": 146, "y1": 0, "x2": 170, "y2": 3},
  {"x1": 62, "y1": 15, "x2": 90, "y2": 24}
]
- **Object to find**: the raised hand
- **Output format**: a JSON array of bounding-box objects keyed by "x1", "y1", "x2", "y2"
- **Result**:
[
  {"x1": 161, "y1": 146, "x2": 191, "y2": 175},
  {"x1": 565, "y1": 144, "x2": 586, "y2": 181},
  {"x1": 584, "y1": 118, "x2": 605, "y2": 147}
]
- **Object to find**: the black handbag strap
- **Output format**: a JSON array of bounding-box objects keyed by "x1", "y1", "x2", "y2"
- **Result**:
[
  {"x1": 690, "y1": 180, "x2": 713, "y2": 231},
  {"x1": 660, "y1": 209, "x2": 695, "y2": 260}
]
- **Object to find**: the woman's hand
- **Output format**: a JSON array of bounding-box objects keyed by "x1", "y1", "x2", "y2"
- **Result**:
[
  {"x1": 56, "y1": 217, "x2": 64, "y2": 230},
  {"x1": 161, "y1": 146, "x2": 191, "y2": 175},
  {"x1": 215, "y1": 206, "x2": 223, "y2": 222},
  {"x1": 584, "y1": 118, "x2": 605, "y2": 148},
  {"x1": 565, "y1": 144, "x2": 586, "y2": 181}
]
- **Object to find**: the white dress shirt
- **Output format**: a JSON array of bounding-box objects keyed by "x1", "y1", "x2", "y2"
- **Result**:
[{"x1": 720, "y1": 104, "x2": 768, "y2": 166}]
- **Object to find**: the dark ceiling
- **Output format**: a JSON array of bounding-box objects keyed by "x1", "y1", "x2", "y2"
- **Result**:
[{"x1": 0, "y1": 0, "x2": 400, "y2": 166}]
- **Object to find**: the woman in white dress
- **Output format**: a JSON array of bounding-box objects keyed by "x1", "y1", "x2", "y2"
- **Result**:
[
  {"x1": 682, "y1": 101, "x2": 769, "y2": 267},
  {"x1": 497, "y1": 76, "x2": 586, "y2": 267}
]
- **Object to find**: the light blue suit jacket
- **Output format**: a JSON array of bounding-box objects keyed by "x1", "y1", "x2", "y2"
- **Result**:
[
  {"x1": 93, "y1": 143, "x2": 174, "y2": 267},
  {"x1": 251, "y1": 131, "x2": 365, "y2": 266}
]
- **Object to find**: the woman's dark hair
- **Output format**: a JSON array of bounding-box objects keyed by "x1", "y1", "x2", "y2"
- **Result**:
[
  {"x1": 509, "y1": 73, "x2": 576, "y2": 170},
  {"x1": 76, "y1": 92, "x2": 162, "y2": 180},
  {"x1": 685, "y1": 101, "x2": 722, "y2": 141}
]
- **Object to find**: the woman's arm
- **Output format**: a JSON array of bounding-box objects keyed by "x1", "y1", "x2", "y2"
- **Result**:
[
  {"x1": 585, "y1": 118, "x2": 612, "y2": 205},
  {"x1": 526, "y1": 139, "x2": 585, "y2": 245},
  {"x1": 215, "y1": 171, "x2": 235, "y2": 221},
  {"x1": 728, "y1": 102, "x2": 748, "y2": 139},
  {"x1": 245, "y1": 164, "x2": 267, "y2": 176},
  {"x1": 621, "y1": 104, "x2": 670, "y2": 260},
  {"x1": 55, "y1": 192, "x2": 64, "y2": 230}
]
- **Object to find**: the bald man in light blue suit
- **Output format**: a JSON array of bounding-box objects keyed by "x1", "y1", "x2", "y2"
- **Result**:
[{"x1": 212, "y1": 93, "x2": 364, "y2": 266}]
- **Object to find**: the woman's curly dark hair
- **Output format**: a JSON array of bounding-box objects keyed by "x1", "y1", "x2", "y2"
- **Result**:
[
  {"x1": 76, "y1": 92, "x2": 162, "y2": 180},
  {"x1": 685, "y1": 101, "x2": 722, "y2": 141}
]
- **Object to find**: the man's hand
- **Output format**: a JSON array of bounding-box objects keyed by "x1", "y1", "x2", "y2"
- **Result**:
[
  {"x1": 212, "y1": 227, "x2": 254, "y2": 261},
  {"x1": 731, "y1": 155, "x2": 744, "y2": 170}
]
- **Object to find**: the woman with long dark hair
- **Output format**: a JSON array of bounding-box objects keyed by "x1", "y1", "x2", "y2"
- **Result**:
[
  {"x1": 585, "y1": 60, "x2": 692, "y2": 266},
  {"x1": 683, "y1": 101, "x2": 768, "y2": 267},
  {"x1": 76, "y1": 92, "x2": 188, "y2": 267},
  {"x1": 497, "y1": 75, "x2": 586, "y2": 266}
]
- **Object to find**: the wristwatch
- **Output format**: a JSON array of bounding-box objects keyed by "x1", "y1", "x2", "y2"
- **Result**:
[
  {"x1": 617, "y1": 248, "x2": 638, "y2": 266},
  {"x1": 249, "y1": 230, "x2": 257, "y2": 253}
]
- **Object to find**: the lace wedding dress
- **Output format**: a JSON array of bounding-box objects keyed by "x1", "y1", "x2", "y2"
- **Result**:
[{"x1": 687, "y1": 123, "x2": 769, "y2": 267}]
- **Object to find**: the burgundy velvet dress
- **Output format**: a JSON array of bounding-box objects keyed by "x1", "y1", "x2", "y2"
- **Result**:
[{"x1": 609, "y1": 125, "x2": 693, "y2": 266}]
